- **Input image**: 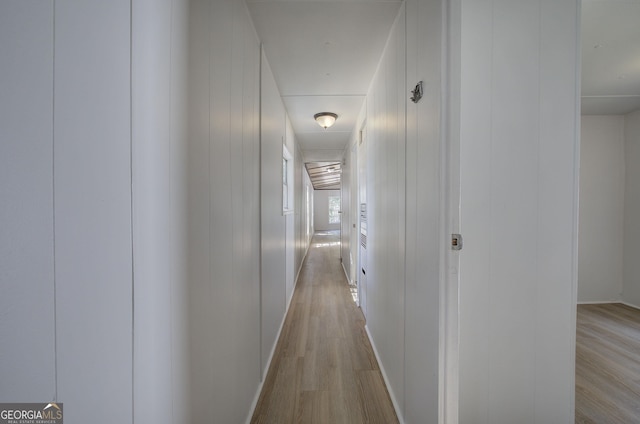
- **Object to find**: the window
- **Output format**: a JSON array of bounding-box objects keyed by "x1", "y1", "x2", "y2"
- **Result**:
[
  {"x1": 328, "y1": 195, "x2": 340, "y2": 224},
  {"x1": 283, "y1": 145, "x2": 294, "y2": 214}
]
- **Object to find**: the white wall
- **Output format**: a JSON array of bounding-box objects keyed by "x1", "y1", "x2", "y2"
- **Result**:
[
  {"x1": 624, "y1": 110, "x2": 640, "y2": 306},
  {"x1": 346, "y1": 1, "x2": 444, "y2": 422},
  {"x1": 454, "y1": 1, "x2": 580, "y2": 423},
  {"x1": 578, "y1": 116, "x2": 625, "y2": 302},
  {"x1": 364, "y1": 4, "x2": 408, "y2": 420},
  {"x1": 1, "y1": 1, "x2": 311, "y2": 423},
  {"x1": 187, "y1": 0, "x2": 263, "y2": 422},
  {"x1": 0, "y1": 1, "x2": 133, "y2": 422},
  {"x1": 133, "y1": 0, "x2": 190, "y2": 422},
  {"x1": 134, "y1": 1, "x2": 309, "y2": 421},
  {"x1": 0, "y1": 1, "x2": 56, "y2": 402},
  {"x1": 55, "y1": 4, "x2": 134, "y2": 420},
  {"x1": 314, "y1": 190, "x2": 341, "y2": 231},
  {"x1": 259, "y1": 50, "x2": 288, "y2": 381},
  {"x1": 139, "y1": 3, "x2": 310, "y2": 421},
  {"x1": 404, "y1": 0, "x2": 444, "y2": 421}
]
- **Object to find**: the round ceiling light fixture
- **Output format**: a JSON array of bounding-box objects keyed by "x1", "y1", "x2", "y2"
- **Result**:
[{"x1": 314, "y1": 112, "x2": 338, "y2": 129}]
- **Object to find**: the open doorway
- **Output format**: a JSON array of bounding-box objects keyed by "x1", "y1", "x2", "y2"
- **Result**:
[
  {"x1": 305, "y1": 162, "x2": 342, "y2": 233},
  {"x1": 576, "y1": 1, "x2": 640, "y2": 421}
]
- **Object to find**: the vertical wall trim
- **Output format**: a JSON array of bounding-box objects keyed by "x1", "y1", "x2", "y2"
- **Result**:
[
  {"x1": 534, "y1": 2, "x2": 543, "y2": 418},
  {"x1": 258, "y1": 43, "x2": 264, "y2": 382},
  {"x1": 207, "y1": 0, "x2": 214, "y2": 400},
  {"x1": 129, "y1": 0, "x2": 135, "y2": 421},
  {"x1": 168, "y1": 1, "x2": 176, "y2": 421},
  {"x1": 440, "y1": 0, "x2": 456, "y2": 422},
  {"x1": 52, "y1": 0, "x2": 58, "y2": 402},
  {"x1": 570, "y1": 0, "x2": 582, "y2": 415},
  {"x1": 402, "y1": 2, "x2": 409, "y2": 421}
]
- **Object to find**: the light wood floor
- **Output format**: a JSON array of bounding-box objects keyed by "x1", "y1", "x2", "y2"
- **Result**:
[
  {"x1": 251, "y1": 231, "x2": 399, "y2": 424},
  {"x1": 576, "y1": 303, "x2": 640, "y2": 423}
]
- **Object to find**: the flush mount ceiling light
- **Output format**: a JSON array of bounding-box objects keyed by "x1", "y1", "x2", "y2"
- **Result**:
[{"x1": 314, "y1": 112, "x2": 338, "y2": 129}]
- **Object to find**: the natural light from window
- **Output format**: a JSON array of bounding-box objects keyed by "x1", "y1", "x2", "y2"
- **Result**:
[{"x1": 328, "y1": 195, "x2": 340, "y2": 224}]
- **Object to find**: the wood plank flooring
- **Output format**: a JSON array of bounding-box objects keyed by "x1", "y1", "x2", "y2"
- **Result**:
[
  {"x1": 576, "y1": 303, "x2": 640, "y2": 423},
  {"x1": 251, "y1": 231, "x2": 399, "y2": 424}
]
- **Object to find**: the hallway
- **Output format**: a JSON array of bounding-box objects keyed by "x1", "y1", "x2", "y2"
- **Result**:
[
  {"x1": 251, "y1": 231, "x2": 399, "y2": 423},
  {"x1": 0, "y1": 1, "x2": 583, "y2": 422}
]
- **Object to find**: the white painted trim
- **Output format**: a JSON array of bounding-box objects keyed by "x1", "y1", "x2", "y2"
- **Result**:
[
  {"x1": 244, "y1": 378, "x2": 264, "y2": 424},
  {"x1": 577, "y1": 300, "x2": 623, "y2": 305},
  {"x1": 287, "y1": 248, "x2": 307, "y2": 312},
  {"x1": 442, "y1": 0, "x2": 461, "y2": 422},
  {"x1": 365, "y1": 325, "x2": 406, "y2": 424},
  {"x1": 577, "y1": 300, "x2": 640, "y2": 311},
  {"x1": 249, "y1": 298, "x2": 290, "y2": 423},
  {"x1": 569, "y1": 2, "x2": 582, "y2": 421},
  {"x1": 293, "y1": 242, "x2": 311, "y2": 288},
  {"x1": 341, "y1": 261, "x2": 352, "y2": 286},
  {"x1": 261, "y1": 308, "x2": 287, "y2": 380},
  {"x1": 251, "y1": 240, "x2": 308, "y2": 423},
  {"x1": 622, "y1": 301, "x2": 640, "y2": 310}
]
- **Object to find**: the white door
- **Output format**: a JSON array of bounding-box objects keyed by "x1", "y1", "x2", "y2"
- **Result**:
[
  {"x1": 357, "y1": 124, "x2": 367, "y2": 318},
  {"x1": 350, "y1": 142, "x2": 358, "y2": 298}
]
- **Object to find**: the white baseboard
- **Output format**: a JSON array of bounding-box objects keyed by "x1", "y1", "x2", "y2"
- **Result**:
[
  {"x1": 341, "y1": 261, "x2": 351, "y2": 285},
  {"x1": 364, "y1": 325, "x2": 405, "y2": 424},
  {"x1": 577, "y1": 300, "x2": 640, "y2": 310},
  {"x1": 295, "y1": 244, "x2": 311, "y2": 283},
  {"x1": 247, "y1": 239, "x2": 315, "y2": 424},
  {"x1": 621, "y1": 301, "x2": 640, "y2": 310},
  {"x1": 246, "y1": 302, "x2": 289, "y2": 424},
  {"x1": 245, "y1": 378, "x2": 264, "y2": 424}
]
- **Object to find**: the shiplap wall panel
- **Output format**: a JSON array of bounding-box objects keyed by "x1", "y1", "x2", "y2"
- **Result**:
[
  {"x1": 294, "y1": 141, "x2": 307, "y2": 277},
  {"x1": 132, "y1": 0, "x2": 177, "y2": 422},
  {"x1": 485, "y1": 3, "x2": 540, "y2": 419},
  {"x1": 624, "y1": 110, "x2": 640, "y2": 307},
  {"x1": 237, "y1": 1, "x2": 262, "y2": 408},
  {"x1": 578, "y1": 116, "x2": 625, "y2": 302},
  {"x1": 364, "y1": 5, "x2": 407, "y2": 419},
  {"x1": 535, "y1": 2, "x2": 580, "y2": 419},
  {"x1": 208, "y1": 0, "x2": 237, "y2": 417},
  {"x1": 456, "y1": 0, "x2": 580, "y2": 422},
  {"x1": 188, "y1": 0, "x2": 262, "y2": 422},
  {"x1": 0, "y1": 1, "x2": 56, "y2": 402},
  {"x1": 404, "y1": 0, "x2": 443, "y2": 422},
  {"x1": 260, "y1": 51, "x2": 288, "y2": 377},
  {"x1": 167, "y1": 1, "x2": 191, "y2": 420},
  {"x1": 187, "y1": 0, "x2": 216, "y2": 420},
  {"x1": 53, "y1": 1, "x2": 133, "y2": 422}
]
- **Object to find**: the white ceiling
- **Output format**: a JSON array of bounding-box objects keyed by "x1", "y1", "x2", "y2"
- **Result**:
[
  {"x1": 248, "y1": 0, "x2": 640, "y2": 161},
  {"x1": 582, "y1": 0, "x2": 640, "y2": 115},
  {"x1": 247, "y1": 0, "x2": 402, "y2": 161}
]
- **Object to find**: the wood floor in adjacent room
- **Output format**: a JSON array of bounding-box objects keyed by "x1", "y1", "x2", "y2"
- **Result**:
[
  {"x1": 251, "y1": 231, "x2": 399, "y2": 424},
  {"x1": 576, "y1": 303, "x2": 640, "y2": 423}
]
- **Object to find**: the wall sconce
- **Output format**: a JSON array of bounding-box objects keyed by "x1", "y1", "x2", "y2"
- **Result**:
[{"x1": 314, "y1": 112, "x2": 338, "y2": 129}]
